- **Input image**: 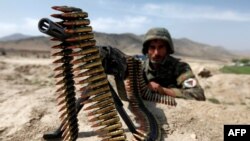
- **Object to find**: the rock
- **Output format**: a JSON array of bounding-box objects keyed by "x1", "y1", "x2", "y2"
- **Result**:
[
  {"x1": 190, "y1": 133, "x2": 197, "y2": 139},
  {"x1": 198, "y1": 68, "x2": 212, "y2": 78}
]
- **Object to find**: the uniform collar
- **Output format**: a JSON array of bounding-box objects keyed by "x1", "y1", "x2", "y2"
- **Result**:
[{"x1": 145, "y1": 55, "x2": 170, "y2": 71}]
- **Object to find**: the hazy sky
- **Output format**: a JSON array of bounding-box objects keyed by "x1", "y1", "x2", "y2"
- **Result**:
[{"x1": 0, "y1": 0, "x2": 249, "y2": 51}]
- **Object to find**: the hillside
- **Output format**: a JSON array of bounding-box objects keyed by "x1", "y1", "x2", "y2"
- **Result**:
[
  {"x1": 0, "y1": 33, "x2": 31, "y2": 42},
  {"x1": 173, "y1": 38, "x2": 234, "y2": 60},
  {"x1": 0, "y1": 32, "x2": 236, "y2": 60}
]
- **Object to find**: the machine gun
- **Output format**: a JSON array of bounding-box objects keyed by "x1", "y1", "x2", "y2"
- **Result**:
[{"x1": 39, "y1": 6, "x2": 161, "y2": 141}]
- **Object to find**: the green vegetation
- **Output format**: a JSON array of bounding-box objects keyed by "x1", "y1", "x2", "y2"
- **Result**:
[
  {"x1": 232, "y1": 58, "x2": 250, "y2": 64},
  {"x1": 220, "y1": 66, "x2": 250, "y2": 74},
  {"x1": 220, "y1": 58, "x2": 250, "y2": 74},
  {"x1": 208, "y1": 98, "x2": 220, "y2": 104}
]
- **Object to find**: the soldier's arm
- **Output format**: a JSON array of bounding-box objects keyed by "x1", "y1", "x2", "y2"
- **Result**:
[
  {"x1": 166, "y1": 80, "x2": 205, "y2": 101},
  {"x1": 176, "y1": 62, "x2": 205, "y2": 101},
  {"x1": 157, "y1": 62, "x2": 206, "y2": 101},
  {"x1": 157, "y1": 75, "x2": 205, "y2": 101}
]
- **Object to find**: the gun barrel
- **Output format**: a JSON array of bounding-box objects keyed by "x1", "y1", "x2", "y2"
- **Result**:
[{"x1": 38, "y1": 18, "x2": 69, "y2": 40}]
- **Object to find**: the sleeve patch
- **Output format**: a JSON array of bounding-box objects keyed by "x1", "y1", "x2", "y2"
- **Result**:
[
  {"x1": 177, "y1": 70, "x2": 194, "y2": 85},
  {"x1": 183, "y1": 78, "x2": 197, "y2": 88}
]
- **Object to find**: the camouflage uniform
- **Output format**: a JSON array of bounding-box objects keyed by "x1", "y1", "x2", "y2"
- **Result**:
[
  {"x1": 143, "y1": 55, "x2": 205, "y2": 100},
  {"x1": 141, "y1": 27, "x2": 205, "y2": 140},
  {"x1": 142, "y1": 27, "x2": 205, "y2": 101}
]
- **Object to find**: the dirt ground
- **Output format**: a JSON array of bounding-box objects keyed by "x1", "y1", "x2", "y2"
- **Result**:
[{"x1": 0, "y1": 56, "x2": 249, "y2": 141}]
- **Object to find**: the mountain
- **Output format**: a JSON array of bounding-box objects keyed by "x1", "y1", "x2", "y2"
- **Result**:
[
  {"x1": 94, "y1": 32, "x2": 143, "y2": 53},
  {"x1": 0, "y1": 32, "x2": 236, "y2": 60},
  {"x1": 173, "y1": 38, "x2": 235, "y2": 60},
  {"x1": 94, "y1": 32, "x2": 235, "y2": 60},
  {"x1": 0, "y1": 33, "x2": 32, "y2": 42}
]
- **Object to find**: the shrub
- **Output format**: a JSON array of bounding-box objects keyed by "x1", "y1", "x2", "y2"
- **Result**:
[{"x1": 208, "y1": 98, "x2": 220, "y2": 104}]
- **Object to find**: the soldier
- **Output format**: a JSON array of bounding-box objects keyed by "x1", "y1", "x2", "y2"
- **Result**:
[
  {"x1": 43, "y1": 27, "x2": 205, "y2": 140},
  {"x1": 140, "y1": 27, "x2": 205, "y2": 100}
]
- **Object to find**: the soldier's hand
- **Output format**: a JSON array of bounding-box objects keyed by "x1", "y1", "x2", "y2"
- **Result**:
[
  {"x1": 124, "y1": 79, "x2": 131, "y2": 91},
  {"x1": 157, "y1": 86, "x2": 176, "y2": 97},
  {"x1": 148, "y1": 81, "x2": 161, "y2": 92}
]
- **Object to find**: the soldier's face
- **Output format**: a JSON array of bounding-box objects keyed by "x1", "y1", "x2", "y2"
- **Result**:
[{"x1": 147, "y1": 39, "x2": 168, "y2": 63}]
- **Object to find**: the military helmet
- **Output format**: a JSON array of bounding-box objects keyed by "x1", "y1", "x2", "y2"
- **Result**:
[{"x1": 142, "y1": 27, "x2": 174, "y2": 55}]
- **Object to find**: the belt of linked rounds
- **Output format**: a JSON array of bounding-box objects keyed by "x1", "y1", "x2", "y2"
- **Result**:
[
  {"x1": 126, "y1": 57, "x2": 161, "y2": 141},
  {"x1": 39, "y1": 6, "x2": 125, "y2": 141},
  {"x1": 38, "y1": 6, "x2": 176, "y2": 141}
]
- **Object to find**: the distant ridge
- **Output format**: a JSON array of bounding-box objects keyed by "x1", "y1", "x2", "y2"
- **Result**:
[
  {"x1": 173, "y1": 38, "x2": 234, "y2": 60},
  {"x1": 0, "y1": 33, "x2": 32, "y2": 42},
  {"x1": 0, "y1": 32, "x2": 236, "y2": 60}
]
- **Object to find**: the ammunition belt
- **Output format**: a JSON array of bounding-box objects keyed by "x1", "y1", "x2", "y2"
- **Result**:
[
  {"x1": 139, "y1": 78, "x2": 177, "y2": 106},
  {"x1": 126, "y1": 57, "x2": 161, "y2": 141},
  {"x1": 48, "y1": 6, "x2": 126, "y2": 141}
]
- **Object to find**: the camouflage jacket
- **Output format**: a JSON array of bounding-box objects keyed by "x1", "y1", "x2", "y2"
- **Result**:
[{"x1": 142, "y1": 55, "x2": 205, "y2": 101}]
